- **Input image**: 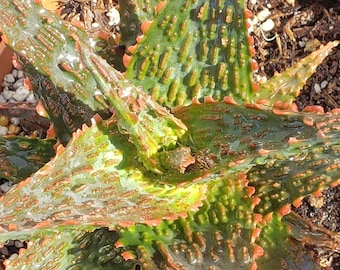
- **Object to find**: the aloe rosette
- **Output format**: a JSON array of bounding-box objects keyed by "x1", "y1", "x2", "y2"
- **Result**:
[{"x1": 0, "y1": 0, "x2": 339, "y2": 269}]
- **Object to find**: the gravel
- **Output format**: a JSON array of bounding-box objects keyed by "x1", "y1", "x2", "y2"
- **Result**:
[
  {"x1": 0, "y1": 68, "x2": 37, "y2": 136},
  {"x1": 0, "y1": 68, "x2": 35, "y2": 104},
  {"x1": 0, "y1": 66, "x2": 31, "y2": 268}
]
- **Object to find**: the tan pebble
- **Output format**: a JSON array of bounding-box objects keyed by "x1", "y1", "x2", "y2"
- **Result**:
[
  {"x1": 0, "y1": 115, "x2": 9, "y2": 126},
  {"x1": 304, "y1": 38, "x2": 321, "y2": 53},
  {"x1": 8, "y1": 124, "x2": 21, "y2": 135},
  {"x1": 308, "y1": 195, "x2": 324, "y2": 209},
  {"x1": 285, "y1": 0, "x2": 295, "y2": 6}
]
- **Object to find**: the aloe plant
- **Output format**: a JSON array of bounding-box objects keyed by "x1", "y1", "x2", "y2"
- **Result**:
[{"x1": 0, "y1": 0, "x2": 339, "y2": 269}]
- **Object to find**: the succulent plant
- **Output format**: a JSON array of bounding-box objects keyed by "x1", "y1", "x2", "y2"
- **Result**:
[{"x1": 0, "y1": 0, "x2": 339, "y2": 269}]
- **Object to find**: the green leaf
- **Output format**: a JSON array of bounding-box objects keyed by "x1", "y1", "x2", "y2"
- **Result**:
[
  {"x1": 0, "y1": 136, "x2": 55, "y2": 183},
  {"x1": 256, "y1": 41, "x2": 340, "y2": 107},
  {"x1": 0, "y1": 115, "x2": 205, "y2": 240},
  {"x1": 125, "y1": 0, "x2": 256, "y2": 106}
]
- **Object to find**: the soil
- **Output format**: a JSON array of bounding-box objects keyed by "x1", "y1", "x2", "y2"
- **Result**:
[
  {"x1": 0, "y1": 0, "x2": 340, "y2": 269},
  {"x1": 249, "y1": 0, "x2": 340, "y2": 112},
  {"x1": 248, "y1": 0, "x2": 340, "y2": 269}
]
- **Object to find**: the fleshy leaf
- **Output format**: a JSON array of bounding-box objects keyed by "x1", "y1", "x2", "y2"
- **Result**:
[
  {"x1": 0, "y1": 136, "x2": 56, "y2": 183},
  {"x1": 249, "y1": 136, "x2": 340, "y2": 216},
  {"x1": 256, "y1": 41, "x2": 340, "y2": 107},
  {"x1": 0, "y1": 0, "x2": 188, "y2": 173},
  {"x1": 0, "y1": 115, "x2": 205, "y2": 240},
  {"x1": 0, "y1": 102, "x2": 339, "y2": 243},
  {"x1": 0, "y1": 0, "x2": 339, "y2": 269},
  {"x1": 255, "y1": 212, "x2": 324, "y2": 270},
  {"x1": 124, "y1": 0, "x2": 256, "y2": 106},
  {"x1": 4, "y1": 172, "x2": 260, "y2": 270},
  {"x1": 119, "y1": 0, "x2": 165, "y2": 46},
  {"x1": 6, "y1": 213, "x2": 335, "y2": 269}
]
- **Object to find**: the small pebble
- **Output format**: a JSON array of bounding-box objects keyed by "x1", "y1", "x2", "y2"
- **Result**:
[
  {"x1": 26, "y1": 92, "x2": 36, "y2": 102},
  {"x1": 11, "y1": 69, "x2": 18, "y2": 79},
  {"x1": 0, "y1": 115, "x2": 9, "y2": 126},
  {"x1": 285, "y1": 0, "x2": 295, "y2": 5},
  {"x1": 8, "y1": 253, "x2": 18, "y2": 261},
  {"x1": 261, "y1": 19, "x2": 275, "y2": 32},
  {"x1": 106, "y1": 7, "x2": 120, "y2": 26},
  {"x1": 304, "y1": 38, "x2": 321, "y2": 53},
  {"x1": 12, "y1": 78, "x2": 24, "y2": 90},
  {"x1": 308, "y1": 195, "x2": 324, "y2": 209},
  {"x1": 1, "y1": 81, "x2": 10, "y2": 88},
  {"x1": 0, "y1": 183, "x2": 11, "y2": 193},
  {"x1": 92, "y1": 22, "x2": 100, "y2": 28},
  {"x1": 0, "y1": 126, "x2": 8, "y2": 136},
  {"x1": 6, "y1": 240, "x2": 14, "y2": 246},
  {"x1": 298, "y1": 41, "x2": 305, "y2": 48},
  {"x1": 314, "y1": 83, "x2": 321, "y2": 94},
  {"x1": 13, "y1": 86, "x2": 30, "y2": 102},
  {"x1": 320, "y1": 80, "x2": 328, "y2": 89},
  {"x1": 14, "y1": 241, "x2": 24, "y2": 248},
  {"x1": 10, "y1": 117, "x2": 20, "y2": 125},
  {"x1": 2, "y1": 89, "x2": 14, "y2": 100},
  {"x1": 0, "y1": 96, "x2": 6, "y2": 103},
  {"x1": 0, "y1": 246, "x2": 9, "y2": 256},
  {"x1": 4, "y1": 74, "x2": 15, "y2": 83},
  {"x1": 256, "y1": 8, "x2": 271, "y2": 22},
  {"x1": 8, "y1": 124, "x2": 21, "y2": 135},
  {"x1": 17, "y1": 70, "x2": 24, "y2": 79}
]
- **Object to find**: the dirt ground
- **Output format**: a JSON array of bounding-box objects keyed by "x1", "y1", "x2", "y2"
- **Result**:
[{"x1": 248, "y1": 0, "x2": 340, "y2": 268}]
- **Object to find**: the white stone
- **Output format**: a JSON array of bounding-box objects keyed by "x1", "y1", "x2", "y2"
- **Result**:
[
  {"x1": 1, "y1": 81, "x2": 10, "y2": 87},
  {"x1": 298, "y1": 41, "x2": 305, "y2": 48},
  {"x1": 4, "y1": 74, "x2": 15, "y2": 83},
  {"x1": 0, "y1": 182, "x2": 11, "y2": 193},
  {"x1": 25, "y1": 92, "x2": 36, "y2": 102},
  {"x1": 256, "y1": 8, "x2": 271, "y2": 22},
  {"x1": 10, "y1": 117, "x2": 20, "y2": 125},
  {"x1": 0, "y1": 95, "x2": 6, "y2": 104},
  {"x1": 12, "y1": 78, "x2": 24, "y2": 89},
  {"x1": 11, "y1": 69, "x2": 18, "y2": 78},
  {"x1": 17, "y1": 70, "x2": 24, "y2": 78},
  {"x1": 107, "y1": 7, "x2": 120, "y2": 26},
  {"x1": 261, "y1": 19, "x2": 275, "y2": 32},
  {"x1": 92, "y1": 22, "x2": 100, "y2": 28},
  {"x1": 2, "y1": 89, "x2": 14, "y2": 100},
  {"x1": 320, "y1": 80, "x2": 328, "y2": 89},
  {"x1": 314, "y1": 83, "x2": 321, "y2": 94},
  {"x1": 13, "y1": 86, "x2": 30, "y2": 101},
  {"x1": 0, "y1": 126, "x2": 8, "y2": 136}
]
